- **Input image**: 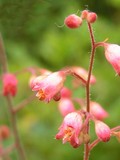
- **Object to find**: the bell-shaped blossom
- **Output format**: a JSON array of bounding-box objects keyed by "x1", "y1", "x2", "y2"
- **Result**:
[
  {"x1": 55, "y1": 112, "x2": 83, "y2": 148},
  {"x1": 58, "y1": 98, "x2": 75, "y2": 116},
  {"x1": 104, "y1": 43, "x2": 120, "y2": 75},
  {"x1": 71, "y1": 66, "x2": 96, "y2": 86},
  {"x1": 95, "y1": 120, "x2": 111, "y2": 142},
  {"x1": 2, "y1": 73, "x2": 18, "y2": 96},
  {"x1": 32, "y1": 71, "x2": 66, "y2": 102},
  {"x1": 90, "y1": 101, "x2": 108, "y2": 120}
]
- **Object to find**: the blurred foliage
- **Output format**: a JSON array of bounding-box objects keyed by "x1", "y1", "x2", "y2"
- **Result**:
[{"x1": 0, "y1": 0, "x2": 120, "y2": 160}]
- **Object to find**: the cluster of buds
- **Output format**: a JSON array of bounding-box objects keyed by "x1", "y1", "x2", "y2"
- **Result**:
[{"x1": 64, "y1": 10, "x2": 97, "y2": 29}]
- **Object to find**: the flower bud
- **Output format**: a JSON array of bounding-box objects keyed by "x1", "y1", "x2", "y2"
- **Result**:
[
  {"x1": 58, "y1": 98, "x2": 75, "y2": 116},
  {"x1": 104, "y1": 43, "x2": 120, "y2": 75},
  {"x1": 0, "y1": 125, "x2": 10, "y2": 140},
  {"x1": 86, "y1": 12, "x2": 97, "y2": 23},
  {"x1": 95, "y1": 120, "x2": 111, "y2": 142},
  {"x1": 90, "y1": 101, "x2": 108, "y2": 120},
  {"x1": 64, "y1": 14, "x2": 82, "y2": 29},
  {"x1": 81, "y1": 10, "x2": 89, "y2": 19},
  {"x1": 2, "y1": 73, "x2": 18, "y2": 96}
]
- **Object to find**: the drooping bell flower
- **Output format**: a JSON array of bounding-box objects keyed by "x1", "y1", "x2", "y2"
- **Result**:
[
  {"x1": 2, "y1": 73, "x2": 18, "y2": 96},
  {"x1": 55, "y1": 112, "x2": 83, "y2": 148},
  {"x1": 58, "y1": 98, "x2": 75, "y2": 116},
  {"x1": 95, "y1": 120, "x2": 111, "y2": 142},
  {"x1": 90, "y1": 101, "x2": 108, "y2": 120},
  {"x1": 104, "y1": 43, "x2": 120, "y2": 75},
  {"x1": 32, "y1": 71, "x2": 66, "y2": 102}
]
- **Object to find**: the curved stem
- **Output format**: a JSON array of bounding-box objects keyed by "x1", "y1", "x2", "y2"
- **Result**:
[
  {"x1": 13, "y1": 94, "x2": 35, "y2": 114},
  {"x1": 89, "y1": 139, "x2": 100, "y2": 151},
  {"x1": 0, "y1": 33, "x2": 26, "y2": 160},
  {"x1": 84, "y1": 22, "x2": 96, "y2": 160}
]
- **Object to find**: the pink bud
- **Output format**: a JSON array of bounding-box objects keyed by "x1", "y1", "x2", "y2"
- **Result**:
[
  {"x1": 0, "y1": 125, "x2": 10, "y2": 140},
  {"x1": 86, "y1": 12, "x2": 97, "y2": 23},
  {"x1": 32, "y1": 71, "x2": 66, "y2": 102},
  {"x1": 95, "y1": 120, "x2": 111, "y2": 142},
  {"x1": 81, "y1": 10, "x2": 89, "y2": 19},
  {"x1": 2, "y1": 73, "x2": 18, "y2": 96},
  {"x1": 64, "y1": 14, "x2": 82, "y2": 29},
  {"x1": 61, "y1": 87, "x2": 72, "y2": 98},
  {"x1": 90, "y1": 101, "x2": 108, "y2": 120},
  {"x1": 58, "y1": 98, "x2": 75, "y2": 116},
  {"x1": 55, "y1": 112, "x2": 83, "y2": 148},
  {"x1": 104, "y1": 43, "x2": 120, "y2": 75}
]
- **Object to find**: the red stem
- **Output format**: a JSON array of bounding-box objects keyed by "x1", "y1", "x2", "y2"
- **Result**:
[
  {"x1": 84, "y1": 22, "x2": 96, "y2": 160},
  {"x1": 0, "y1": 33, "x2": 26, "y2": 160}
]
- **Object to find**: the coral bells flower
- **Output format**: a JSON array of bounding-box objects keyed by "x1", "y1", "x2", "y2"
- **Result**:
[
  {"x1": 104, "y1": 43, "x2": 120, "y2": 75},
  {"x1": 32, "y1": 71, "x2": 66, "y2": 102},
  {"x1": 2, "y1": 73, "x2": 18, "y2": 96},
  {"x1": 64, "y1": 14, "x2": 82, "y2": 29},
  {"x1": 55, "y1": 112, "x2": 83, "y2": 148},
  {"x1": 58, "y1": 98, "x2": 75, "y2": 116},
  {"x1": 90, "y1": 101, "x2": 108, "y2": 120},
  {"x1": 95, "y1": 120, "x2": 111, "y2": 142}
]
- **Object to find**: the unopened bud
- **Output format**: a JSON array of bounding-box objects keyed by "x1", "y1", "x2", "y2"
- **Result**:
[
  {"x1": 64, "y1": 14, "x2": 82, "y2": 29},
  {"x1": 86, "y1": 12, "x2": 97, "y2": 23},
  {"x1": 95, "y1": 120, "x2": 111, "y2": 142},
  {"x1": 81, "y1": 10, "x2": 89, "y2": 19},
  {"x1": 0, "y1": 125, "x2": 10, "y2": 140}
]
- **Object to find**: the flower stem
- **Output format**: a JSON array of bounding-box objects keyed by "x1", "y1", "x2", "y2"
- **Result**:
[
  {"x1": 84, "y1": 22, "x2": 96, "y2": 160},
  {"x1": 0, "y1": 33, "x2": 26, "y2": 160}
]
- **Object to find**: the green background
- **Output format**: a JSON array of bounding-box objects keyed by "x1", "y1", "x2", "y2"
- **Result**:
[{"x1": 0, "y1": 0, "x2": 120, "y2": 159}]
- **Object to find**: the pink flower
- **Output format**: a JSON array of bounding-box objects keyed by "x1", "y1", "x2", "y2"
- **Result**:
[
  {"x1": 2, "y1": 73, "x2": 18, "y2": 96},
  {"x1": 90, "y1": 101, "x2": 108, "y2": 120},
  {"x1": 104, "y1": 43, "x2": 120, "y2": 75},
  {"x1": 58, "y1": 98, "x2": 75, "y2": 116},
  {"x1": 95, "y1": 120, "x2": 111, "y2": 142},
  {"x1": 55, "y1": 112, "x2": 83, "y2": 148},
  {"x1": 32, "y1": 71, "x2": 66, "y2": 102}
]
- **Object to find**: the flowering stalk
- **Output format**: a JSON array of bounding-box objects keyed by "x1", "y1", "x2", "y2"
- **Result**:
[
  {"x1": 84, "y1": 22, "x2": 96, "y2": 160},
  {"x1": 0, "y1": 34, "x2": 26, "y2": 160}
]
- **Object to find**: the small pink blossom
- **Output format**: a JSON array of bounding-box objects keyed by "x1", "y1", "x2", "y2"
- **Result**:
[
  {"x1": 104, "y1": 43, "x2": 120, "y2": 75},
  {"x1": 58, "y1": 98, "x2": 75, "y2": 116},
  {"x1": 2, "y1": 73, "x2": 18, "y2": 96},
  {"x1": 32, "y1": 71, "x2": 66, "y2": 102},
  {"x1": 90, "y1": 101, "x2": 108, "y2": 120},
  {"x1": 55, "y1": 112, "x2": 83, "y2": 148},
  {"x1": 95, "y1": 120, "x2": 111, "y2": 142}
]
